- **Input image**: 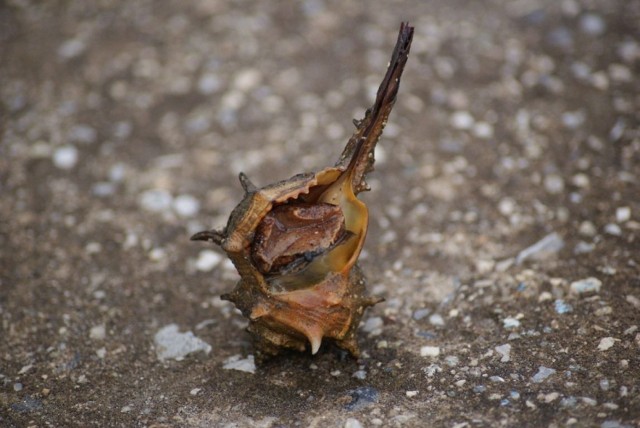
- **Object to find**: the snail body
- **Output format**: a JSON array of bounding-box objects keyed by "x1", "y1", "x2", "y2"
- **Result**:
[{"x1": 192, "y1": 23, "x2": 414, "y2": 357}]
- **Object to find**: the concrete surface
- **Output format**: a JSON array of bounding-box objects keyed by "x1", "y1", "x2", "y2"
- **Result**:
[{"x1": 1, "y1": 0, "x2": 639, "y2": 426}]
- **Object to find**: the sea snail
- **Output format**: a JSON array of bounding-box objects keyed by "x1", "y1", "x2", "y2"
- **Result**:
[{"x1": 192, "y1": 22, "x2": 413, "y2": 358}]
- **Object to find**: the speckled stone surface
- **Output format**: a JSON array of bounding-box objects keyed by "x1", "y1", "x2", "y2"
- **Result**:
[{"x1": 1, "y1": 1, "x2": 639, "y2": 426}]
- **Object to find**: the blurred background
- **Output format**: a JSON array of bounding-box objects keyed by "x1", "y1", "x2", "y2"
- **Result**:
[{"x1": 1, "y1": 0, "x2": 639, "y2": 426}]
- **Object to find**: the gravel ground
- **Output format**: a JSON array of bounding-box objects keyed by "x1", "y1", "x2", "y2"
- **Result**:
[{"x1": 1, "y1": 1, "x2": 639, "y2": 427}]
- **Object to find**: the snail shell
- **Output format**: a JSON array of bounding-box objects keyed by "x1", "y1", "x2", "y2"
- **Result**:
[{"x1": 192, "y1": 23, "x2": 414, "y2": 358}]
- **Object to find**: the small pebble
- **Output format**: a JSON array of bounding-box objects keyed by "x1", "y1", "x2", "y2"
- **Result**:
[
  {"x1": 58, "y1": 38, "x2": 86, "y2": 59},
  {"x1": 195, "y1": 250, "x2": 222, "y2": 272},
  {"x1": 52, "y1": 145, "x2": 79, "y2": 170},
  {"x1": 531, "y1": 366, "x2": 556, "y2": 383},
  {"x1": 190, "y1": 388, "x2": 201, "y2": 396},
  {"x1": 420, "y1": 346, "x2": 440, "y2": 357},
  {"x1": 544, "y1": 174, "x2": 565, "y2": 194},
  {"x1": 616, "y1": 207, "x2": 631, "y2": 222},
  {"x1": 92, "y1": 182, "x2": 116, "y2": 197},
  {"x1": 173, "y1": 194, "x2": 200, "y2": 218},
  {"x1": 149, "y1": 247, "x2": 167, "y2": 262},
  {"x1": 198, "y1": 73, "x2": 222, "y2": 95},
  {"x1": 554, "y1": 299, "x2": 573, "y2": 314},
  {"x1": 68, "y1": 124, "x2": 97, "y2": 144},
  {"x1": 578, "y1": 221, "x2": 597, "y2": 237},
  {"x1": 344, "y1": 386, "x2": 379, "y2": 411},
  {"x1": 541, "y1": 392, "x2": 560, "y2": 403},
  {"x1": 413, "y1": 308, "x2": 430, "y2": 320},
  {"x1": 362, "y1": 317, "x2": 383, "y2": 333},
  {"x1": 139, "y1": 189, "x2": 173, "y2": 213},
  {"x1": 89, "y1": 324, "x2": 106, "y2": 340},
  {"x1": 444, "y1": 355, "x2": 459, "y2": 367},
  {"x1": 450, "y1": 111, "x2": 474, "y2": 130},
  {"x1": 154, "y1": 324, "x2": 212, "y2": 361},
  {"x1": 597, "y1": 337, "x2": 615, "y2": 351},
  {"x1": 13, "y1": 383, "x2": 23, "y2": 392},
  {"x1": 352, "y1": 370, "x2": 367, "y2": 380},
  {"x1": 560, "y1": 396, "x2": 578, "y2": 408},
  {"x1": 344, "y1": 419, "x2": 363, "y2": 428},
  {"x1": 495, "y1": 344, "x2": 512, "y2": 362},
  {"x1": 222, "y1": 355, "x2": 256, "y2": 374},
  {"x1": 472, "y1": 121, "x2": 493, "y2": 139},
  {"x1": 233, "y1": 68, "x2": 262, "y2": 91},
  {"x1": 570, "y1": 277, "x2": 602, "y2": 295},
  {"x1": 580, "y1": 13, "x2": 606, "y2": 36},
  {"x1": 574, "y1": 241, "x2": 595, "y2": 254},
  {"x1": 96, "y1": 347, "x2": 107, "y2": 359},
  {"x1": 406, "y1": 390, "x2": 419, "y2": 397},
  {"x1": 429, "y1": 314, "x2": 445, "y2": 326},
  {"x1": 18, "y1": 364, "x2": 33, "y2": 375},
  {"x1": 562, "y1": 110, "x2": 585, "y2": 129},
  {"x1": 503, "y1": 317, "x2": 521, "y2": 329},
  {"x1": 516, "y1": 232, "x2": 564, "y2": 264},
  {"x1": 604, "y1": 223, "x2": 622, "y2": 236}
]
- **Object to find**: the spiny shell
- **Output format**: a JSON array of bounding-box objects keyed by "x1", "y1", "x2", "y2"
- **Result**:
[{"x1": 192, "y1": 23, "x2": 414, "y2": 359}]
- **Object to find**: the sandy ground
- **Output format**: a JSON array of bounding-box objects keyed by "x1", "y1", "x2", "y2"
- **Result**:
[{"x1": 1, "y1": 0, "x2": 639, "y2": 426}]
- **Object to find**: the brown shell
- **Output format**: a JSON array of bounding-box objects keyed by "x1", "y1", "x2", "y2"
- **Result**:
[{"x1": 192, "y1": 23, "x2": 414, "y2": 358}]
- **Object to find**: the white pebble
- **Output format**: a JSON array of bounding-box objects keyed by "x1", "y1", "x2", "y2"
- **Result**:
[
  {"x1": 597, "y1": 337, "x2": 615, "y2": 351},
  {"x1": 578, "y1": 221, "x2": 597, "y2": 237},
  {"x1": 58, "y1": 38, "x2": 86, "y2": 59},
  {"x1": 570, "y1": 277, "x2": 602, "y2": 295},
  {"x1": 544, "y1": 174, "x2": 565, "y2": 194},
  {"x1": 234, "y1": 69, "x2": 262, "y2": 91},
  {"x1": 69, "y1": 124, "x2": 97, "y2": 144},
  {"x1": 572, "y1": 173, "x2": 590, "y2": 188},
  {"x1": 139, "y1": 189, "x2": 173, "y2": 213},
  {"x1": 154, "y1": 324, "x2": 212, "y2": 361},
  {"x1": 18, "y1": 364, "x2": 33, "y2": 375},
  {"x1": 52, "y1": 145, "x2": 79, "y2": 170},
  {"x1": 498, "y1": 198, "x2": 516, "y2": 216},
  {"x1": 190, "y1": 388, "x2": 201, "y2": 396},
  {"x1": 222, "y1": 354, "x2": 256, "y2": 374},
  {"x1": 149, "y1": 247, "x2": 167, "y2": 262},
  {"x1": 616, "y1": 207, "x2": 631, "y2": 223},
  {"x1": 406, "y1": 390, "x2": 419, "y2": 397},
  {"x1": 503, "y1": 317, "x2": 521, "y2": 329},
  {"x1": 580, "y1": 13, "x2": 606, "y2": 36},
  {"x1": 429, "y1": 314, "x2": 445, "y2": 326},
  {"x1": 531, "y1": 366, "x2": 556, "y2": 383},
  {"x1": 344, "y1": 418, "x2": 363, "y2": 428},
  {"x1": 472, "y1": 121, "x2": 494, "y2": 139},
  {"x1": 562, "y1": 110, "x2": 585, "y2": 129},
  {"x1": 604, "y1": 223, "x2": 622, "y2": 236},
  {"x1": 89, "y1": 324, "x2": 106, "y2": 340},
  {"x1": 450, "y1": 111, "x2": 474, "y2": 130},
  {"x1": 495, "y1": 344, "x2": 512, "y2": 362},
  {"x1": 362, "y1": 316, "x2": 383, "y2": 333},
  {"x1": 173, "y1": 194, "x2": 200, "y2": 218},
  {"x1": 195, "y1": 250, "x2": 222, "y2": 272},
  {"x1": 420, "y1": 346, "x2": 440, "y2": 357},
  {"x1": 198, "y1": 73, "x2": 222, "y2": 95},
  {"x1": 352, "y1": 370, "x2": 367, "y2": 380}
]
